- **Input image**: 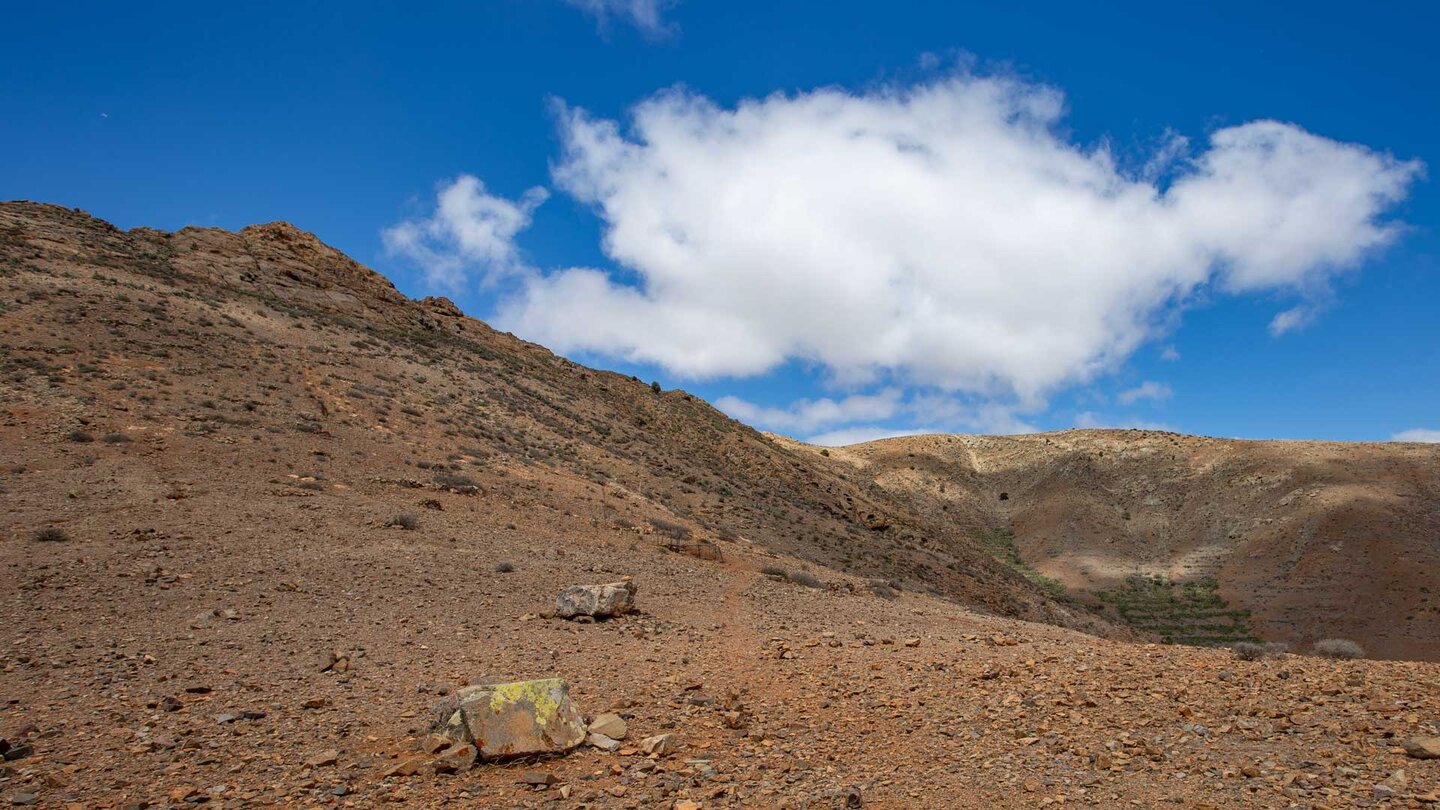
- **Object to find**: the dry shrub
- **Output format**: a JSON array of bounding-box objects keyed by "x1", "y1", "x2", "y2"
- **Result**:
[
  {"x1": 788, "y1": 570, "x2": 824, "y2": 589},
  {"x1": 1312, "y1": 639, "x2": 1364, "y2": 660}
]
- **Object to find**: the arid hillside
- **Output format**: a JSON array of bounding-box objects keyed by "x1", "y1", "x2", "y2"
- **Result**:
[
  {"x1": 778, "y1": 431, "x2": 1440, "y2": 661},
  {"x1": 4, "y1": 201, "x2": 1440, "y2": 809},
  {"x1": 0, "y1": 201, "x2": 1106, "y2": 635}
]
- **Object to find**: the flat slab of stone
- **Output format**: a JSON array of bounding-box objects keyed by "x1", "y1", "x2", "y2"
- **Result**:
[
  {"x1": 1405, "y1": 736, "x2": 1440, "y2": 759},
  {"x1": 588, "y1": 712, "x2": 628, "y2": 740}
]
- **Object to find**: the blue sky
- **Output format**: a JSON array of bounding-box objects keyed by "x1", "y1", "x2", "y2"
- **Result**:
[{"x1": 2, "y1": 1, "x2": 1436, "y2": 444}]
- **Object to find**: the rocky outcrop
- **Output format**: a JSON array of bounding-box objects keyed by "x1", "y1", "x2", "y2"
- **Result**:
[{"x1": 556, "y1": 581, "x2": 637, "y2": 620}]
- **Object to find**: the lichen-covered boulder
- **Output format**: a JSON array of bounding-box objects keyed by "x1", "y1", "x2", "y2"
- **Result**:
[
  {"x1": 447, "y1": 678, "x2": 586, "y2": 759},
  {"x1": 556, "y1": 580, "x2": 637, "y2": 619}
]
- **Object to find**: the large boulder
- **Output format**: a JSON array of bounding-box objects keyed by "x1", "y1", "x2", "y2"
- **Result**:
[
  {"x1": 432, "y1": 678, "x2": 587, "y2": 760},
  {"x1": 556, "y1": 580, "x2": 637, "y2": 619}
]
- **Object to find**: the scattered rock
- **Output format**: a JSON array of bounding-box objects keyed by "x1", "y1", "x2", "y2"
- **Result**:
[
  {"x1": 1405, "y1": 736, "x2": 1440, "y2": 759},
  {"x1": 1376, "y1": 768, "x2": 1409, "y2": 798},
  {"x1": 383, "y1": 754, "x2": 434, "y2": 778},
  {"x1": 520, "y1": 770, "x2": 558, "y2": 786},
  {"x1": 305, "y1": 749, "x2": 339, "y2": 767},
  {"x1": 556, "y1": 580, "x2": 637, "y2": 619},
  {"x1": 641, "y1": 733, "x2": 680, "y2": 757},
  {"x1": 587, "y1": 732, "x2": 621, "y2": 752},
  {"x1": 433, "y1": 742, "x2": 476, "y2": 773},
  {"x1": 588, "y1": 712, "x2": 628, "y2": 740},
  {"x1": 318, "y1": 650, "x2": 351, "y2": 673}
]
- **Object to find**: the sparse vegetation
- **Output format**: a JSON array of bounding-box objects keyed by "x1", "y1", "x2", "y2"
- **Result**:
[
  {"x1": 100, "y1": 432, "x2": 131, "y2": 443},
  {"x1": 760, "y1": 564, "x2": 788, "y2": 578},
  {"x1": 1231, "y1": 641, "x2": 1269, "y2": 661},
  {"x1": 974, "y1": 528, "x2": 1066, "y2": 598},
  {"x1": 869, "y1": 578, "x2": 900, "y2": 599},
  {"x1": 788, "y1": 570, "x2": 824, "y2": 589},
  {"x1": 1096, "y1": 574, "x2": 1258, "y2": 647},
  {"x1": 493, "y1": 561, "x2": 515, "y2": 573},
  {"x1": 1312, "y1": 638, "x2": 1365, "y2": 660},
  {"x1": 66, "y1": 430, "x2": 94, "y2": 443},
  {"x1": 648, "y1": 517, "x2": 692, "y2": 541},
  {"x1": 388, "y1": 513, "x2": 419, "y2": 531},
  {"x1": 434, "y1": 471, "x2": 478, "y2": 489},
  {"x1": 33, "y1": 527, "x2": 70, "y2": 542}
]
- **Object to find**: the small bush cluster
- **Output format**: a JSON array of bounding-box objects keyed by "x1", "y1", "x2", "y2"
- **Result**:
[
  {"x1": 868, "y1": 578, "x2": 901, "y2": 599},
  {"x1": 648, "y1": 518, "x2": 692, "y2": 542},
  {"x1": 33, "y1": 527, "x2": 70, "y2": 542},
  {"x1": 787, "y1": 570, "x2": 824, "y2": 589},
  {"x1": 389, "y1": 513, "x2": 419, "y2": 531},
  {"x1": 435, "y1": 472, "x2": 478, "y2": 489},
  {"x1": 759, "y1": 565, "x2": 788, "y2": 578},
  {"x1": 1231, "y1": 642, "x2": 1269, "y2": 661},
  {"x1": 1312, "y1": 638, "x2": 1364, "y2": 660},
  {"x1": 493, "y1": 561, "x2": 515, "y2": 573}
]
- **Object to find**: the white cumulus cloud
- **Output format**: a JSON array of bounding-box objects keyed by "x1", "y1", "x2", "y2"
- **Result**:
[
  {"x1": 383, "y1": 175, "x2": 548, "y2": 290},
  {"x1": 806, "y1": 426, "x2": 935, "y2": 447},
  {"x1": 565, "y1": 0, "x2": 676, "y2": 38},
  {"x1": 718, "y1": 389, "x2": 1036, "y2": 442},
  {"x1": 1117, "y1": 381, "x2": 1173, "y2": 405},
  {"x1": 715, "y1": 389, "x2": 903, "y2": 432},
  {"x1": 1074, "y1": 412, "x2": 1172, "y2": 431},
  {"x1": 1392, "y1": 428, "x2": 1440, "y2": 443},
  {"x1": 494, "y1": 74, "x2": 1420, "y2": 401}
]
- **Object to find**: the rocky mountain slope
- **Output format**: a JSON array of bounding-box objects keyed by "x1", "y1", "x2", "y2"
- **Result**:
[
  {"x1": 3, "y1": 201, "x2": 1439, "y2": 808},
  {"x1": 776, "y1": 430, "x2": 1440, "y2": 661},
  {"x1": 0, "y1": 201, "x2": 1108, "y2": 636}
]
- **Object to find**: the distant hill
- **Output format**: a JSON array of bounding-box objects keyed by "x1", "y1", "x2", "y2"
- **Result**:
[{"x1": 776, "y1": 430, "x2": 1440, "y2": 660}]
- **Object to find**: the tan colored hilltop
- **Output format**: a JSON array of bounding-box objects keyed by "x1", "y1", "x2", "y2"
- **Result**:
[
  {"x1": 775, "y1": 430, "x2": 1440, "y2": 662},
  {"x1": 2, "y1": 201, "x2": 1439, "y2": 808}
]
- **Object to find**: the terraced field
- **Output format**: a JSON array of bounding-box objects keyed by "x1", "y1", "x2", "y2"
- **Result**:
[{"x1": 1096, "y1": 575, "x2": 1260, "y2": 646}]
